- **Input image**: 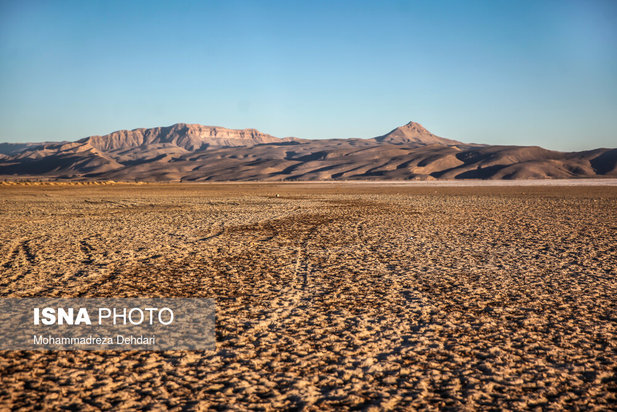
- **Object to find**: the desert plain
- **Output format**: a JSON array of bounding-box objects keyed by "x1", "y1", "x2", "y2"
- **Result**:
[{"x1": 0, "y1": 181, "x2": 616, "y2": 410}]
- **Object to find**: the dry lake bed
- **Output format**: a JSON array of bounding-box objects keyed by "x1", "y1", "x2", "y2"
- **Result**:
[{"x1": 0, "y1": 182, "x2": 616, "y2": 410}]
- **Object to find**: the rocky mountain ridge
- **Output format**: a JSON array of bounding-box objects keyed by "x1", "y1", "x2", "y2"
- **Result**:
[{"x1": 1, "y1": 122, "x2": 615, "y2": 181}]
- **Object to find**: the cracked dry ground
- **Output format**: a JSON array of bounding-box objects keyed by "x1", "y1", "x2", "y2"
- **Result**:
[{"x1": 0, "y1": 183, "x2": 616, "y2": 410}]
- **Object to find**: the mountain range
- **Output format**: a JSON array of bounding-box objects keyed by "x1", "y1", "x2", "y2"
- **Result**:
[{"x1": 1, "y1": 122, "x2": 615, "y2": 181}]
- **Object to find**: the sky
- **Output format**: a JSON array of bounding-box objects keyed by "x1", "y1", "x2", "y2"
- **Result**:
[{"x1": 0, "y1": 0, "x2": 615, "y2": 150}]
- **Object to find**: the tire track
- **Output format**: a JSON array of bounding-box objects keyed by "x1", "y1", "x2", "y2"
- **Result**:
[
  {"x1": 1, "y1": 241, "x2": 20, "y2": 269},
  {"x1": 80, "y1": 240, "x2": 95, "y2": 264},
  {"x1": 21, "y1": 240, "x2": 36, "y2": 265},
  {"x1": 353, "y1": 217, "x2": 367, "y2": 246},
  {"x1": 1, "y1": 239, "x2": 37, "y2": 269},
  {"x1": 247, "y1": 215, "x2": 334, "y2": 332},
  {"x1": 29, "y1": 236, "x2": 111, "y2": 297},
  {"x1": 0, "y1": 239, "x2": 41, "y2": 295},
  {"x1": 199, "y1": 223, "x2": 225, "y2": 242},
  {"x1": 75, "y1": 271, "x2": 121, "y2": 297},
  {"x1": 209, "y1": 210, "x2": 296, "y2": 245},
  {"x1": 258, "y1": 220, "x2": 279, "y2": 242}
]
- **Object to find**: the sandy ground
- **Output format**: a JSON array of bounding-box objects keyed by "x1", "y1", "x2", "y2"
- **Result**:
[{"x1": 0, "y1": 183, "x2": 616, "y2": 410}]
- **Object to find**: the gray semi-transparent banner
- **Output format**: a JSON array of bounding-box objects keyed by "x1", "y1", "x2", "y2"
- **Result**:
[{"x1": 0, "y1": 298, "x2": 215, "y2": 350}]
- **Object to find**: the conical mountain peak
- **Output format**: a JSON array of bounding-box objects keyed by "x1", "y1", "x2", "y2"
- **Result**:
[{"x1": 373, "y1": 122, "x2": 460, "y2": 146}]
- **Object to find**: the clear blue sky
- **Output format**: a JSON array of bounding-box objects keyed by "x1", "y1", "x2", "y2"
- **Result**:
[{"x1": 1, "y1": 0, "x2": 615, "y2": 150}]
